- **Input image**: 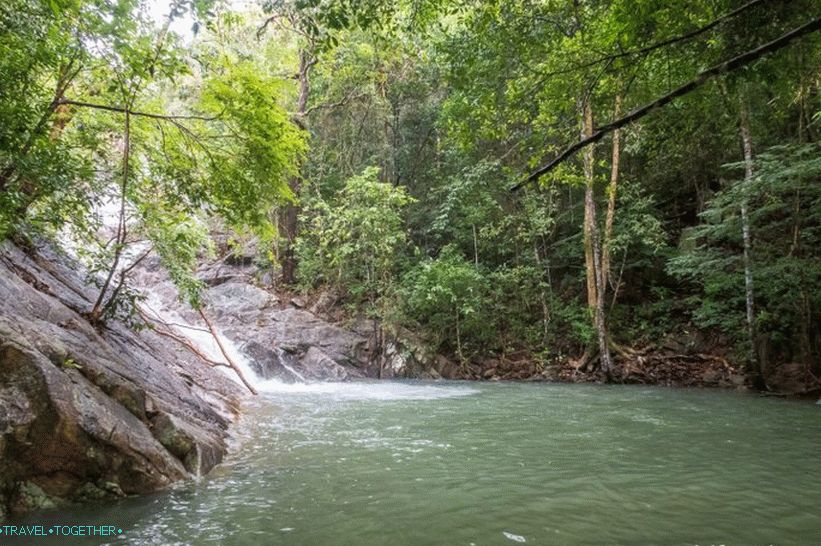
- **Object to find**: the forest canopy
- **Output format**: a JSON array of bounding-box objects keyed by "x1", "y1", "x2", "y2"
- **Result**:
[{"x1": 1, "y1": 0, "x2": 820, "y2": 388}]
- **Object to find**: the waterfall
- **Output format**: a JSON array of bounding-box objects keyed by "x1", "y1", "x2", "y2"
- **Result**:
[
  {"x1": 59, "y1": 194, "x2": 307, "y2": 392},
  {"x1": 141, "y1": 296, "x2": 266, "y2": 391}
]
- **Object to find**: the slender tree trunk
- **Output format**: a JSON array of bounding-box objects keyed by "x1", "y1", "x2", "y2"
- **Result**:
[
  {"x1": 472, "y1": 224, "x2": 479, "y2": 269},
  {"x1": 90, "y1": 110, "x2": 131, "y2": 321},
  {"x1": 533, "y1": 243, "x2": 550, "y2": 344},
  {"x1": 738, "y1": 96, "x2": 758, "y2": 378},
  {"x1": 279, "y1": 49, "x2": 313, "y2": 285},
  {"x1": 455, "y1": 309, "x2": 464, "y2": 366},
  {"x1": 602, "y1": 92, "x2": 622, "y2": 289},
  {"x1": 580, "y1": 96, "x2": 614, "y2": 378},
  {"x1": 581, "y1": 98, "x2": 597, "y2": 311}
]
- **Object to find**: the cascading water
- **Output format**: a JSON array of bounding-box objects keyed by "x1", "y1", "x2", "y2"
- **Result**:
[{"x1": 140, "y1": 295, "x2": 266, "y2": 391}]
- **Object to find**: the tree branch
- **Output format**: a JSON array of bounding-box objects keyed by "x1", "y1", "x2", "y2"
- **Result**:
[
  {"x1": 304, "y1": 90, "x2": 367, "y2": 116},
  {"x1": 534, "y1": 0, "x2": 774, "y2": 81},
  {"x1": 137, "y1": 306, "x2": 229, "y2": 369},
  {"x1": 513, "y1": 16, "x2": 821, "y2": 190},
  {"x1": 57, "y1": 99, "x2": 221, "y2": 122},
  {"x1": 198, "y1": 307, "x2": 258, "y2": 395}
]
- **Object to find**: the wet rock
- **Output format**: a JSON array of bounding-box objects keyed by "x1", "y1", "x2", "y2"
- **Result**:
[
  {"x1": 213, "y1": 299, "x2": 370, "y2": 381},
  {"x1": 765, "y1": 362, "x2": 814, "y2": 394},
  {"x1": 133, "y1": 252, "x2": 412, "y2": 383},
  {"x1": 300, "y1": 347, "x2": 363, "y2": 381}
]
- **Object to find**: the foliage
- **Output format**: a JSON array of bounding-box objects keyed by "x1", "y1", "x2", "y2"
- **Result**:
[
  {"x1": 198, "y1": 61, "x2": 307, "y2": 234},
  {"x1": 2, "y1": 0, "x2": 820, "y2": 381},
  {"x1": 669, "y1": 143, "x2": 821, "y2": 365},
  {"x1": 399, "y1": 246, "x2": 491, "y2": 360},
  {"x1": 297, "y1": 166, "x2": 414, "y2": 309}
]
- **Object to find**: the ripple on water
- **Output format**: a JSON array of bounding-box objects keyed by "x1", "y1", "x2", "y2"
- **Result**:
[{"x1": 9, "y1": 382, "x2": 821, "y2": 546}]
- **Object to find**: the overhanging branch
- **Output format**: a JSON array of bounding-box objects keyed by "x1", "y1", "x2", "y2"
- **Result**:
[
  {"x1": 57, "y1": 99, "x2": 220, "y2": 122},
  {"x1": 513, "y1": 16, "x2": 821, "y2": 191}
]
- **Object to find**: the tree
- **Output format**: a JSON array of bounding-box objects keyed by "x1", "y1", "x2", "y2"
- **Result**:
[
  {"x1": 296, "y1": 165, "x2": 413, "y2": 305},
  {"x1": 400, "y1": 246, "x2": 491, "y2": 363}
]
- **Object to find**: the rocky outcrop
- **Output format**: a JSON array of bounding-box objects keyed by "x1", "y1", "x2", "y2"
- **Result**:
[
  {"x1": 132, "y1": 253, "x2": 374, "y2": 383},
  {"x1": 0, "y1": 242, "x2": 242, "y2": 516}
]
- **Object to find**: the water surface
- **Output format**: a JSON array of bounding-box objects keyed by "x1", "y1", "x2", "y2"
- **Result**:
[{"x1": 12, "y1": 381, "x2": 821, "y2": 544}]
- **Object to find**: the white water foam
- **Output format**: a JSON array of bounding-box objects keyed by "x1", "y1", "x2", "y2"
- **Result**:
[
  {"x1": 273, "y1": 347, "x2": 306, "y2": 382},
  {"x1": 255, "y1": 379, "x2": 480, "y2": 401}
]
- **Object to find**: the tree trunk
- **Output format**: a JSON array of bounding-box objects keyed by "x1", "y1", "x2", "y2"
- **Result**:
[
  {"x1": 580, "y1": 96, "x2": 614, "y2": 378},
  {"x1": 738, "y1": 96, "x2": 759, "y2": 378},
  {"x1": 602, "y1": 92, "x2": 622, "y2": 289},
  {"x1": 90, "y1": 109, "x2": 131, "y2": 321},
  {"x1": 581, "y1": 98, "x2": 597, "y2": 311},
  {"x1": 472, "y1": 224, "x2": 479, "y2": 269},
  {"x1": 278, "y1": 49, "x2": 313, "y2": 285}
]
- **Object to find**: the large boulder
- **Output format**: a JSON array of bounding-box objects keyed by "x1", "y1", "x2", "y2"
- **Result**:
[
  {"x1": 217, "y1": 301, "x2": 370, "y2": 381},
  {"x1": 0, "y1": 242, "x2": 242, "y2": 516}
]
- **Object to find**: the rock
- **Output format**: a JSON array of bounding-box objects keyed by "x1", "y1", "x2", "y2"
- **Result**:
[
  {"x1": 0, "y1": 241, "x2": 242, "y2": 516},
  {"x1": 765, "y1": 362, "x2": 811, "y2": 394},
  {"x1": 300, "y1": 347, "x2": 363, "y2": 381},
  {"x1": 218, "y1": 305, "x2": 370, "y2": 380},
  {"x1": 435, "y1": 356, "x2": 461, "y2": 379},
  {"x1": 207, "y1": 283, "x2": 275, "y2": 317},
  {"x1": 420, "y1": 368, "x2": 442, "y2": 380},
  {"x1": 308, "y1": 291, "x2": 339, "y2": 316},
  {"x1": 12, "y1": 482, "x2": 58, "y2": 513},
  {"x1": 133, "y1": 249, "x2": 430, "y2": 383}
]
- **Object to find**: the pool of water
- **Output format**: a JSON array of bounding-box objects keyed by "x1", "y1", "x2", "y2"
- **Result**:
[{"x1": 9, "y1": 381, "x2": 821, "y2": 544}]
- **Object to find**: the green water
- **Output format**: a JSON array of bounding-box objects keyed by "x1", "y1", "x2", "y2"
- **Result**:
[{"x1": 10, "y1": 381, "x2": 821, "y2": 545}]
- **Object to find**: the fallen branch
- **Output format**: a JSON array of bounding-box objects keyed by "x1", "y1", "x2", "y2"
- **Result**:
[
  {"x1": 198, "y1": 307, "x2": 258, "y2": 395},
  {"x1": 136, "y1": 306, "x2": 228, "y2": 369}
]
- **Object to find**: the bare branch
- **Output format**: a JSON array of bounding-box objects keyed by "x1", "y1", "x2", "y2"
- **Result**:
[
  {"x1": 198, "y1": 308, "x2": 258, "y2": 395},
  {"x1": 304, "y1": 90, "x2": 368, "y2": 116},
  {"x1": 137, "y1": 305, "x2": 229, "y2": 369}
]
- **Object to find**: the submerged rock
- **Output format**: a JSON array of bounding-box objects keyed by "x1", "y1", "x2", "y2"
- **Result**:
[{"x1": 0, "y1": 242, "x2": 242, "y2": 516}]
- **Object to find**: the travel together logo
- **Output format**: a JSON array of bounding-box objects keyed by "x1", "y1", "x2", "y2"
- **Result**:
[{"x1": 0, "y1": 525, "x2": 123, "y2": 538}]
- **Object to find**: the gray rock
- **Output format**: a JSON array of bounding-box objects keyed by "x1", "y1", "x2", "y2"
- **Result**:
[
  {"x1": 0, "y1": 241, "x2": 242, "y2": 516},
  {"x1": 206, "y1": 283, "x2": 276, "y2": 317}
]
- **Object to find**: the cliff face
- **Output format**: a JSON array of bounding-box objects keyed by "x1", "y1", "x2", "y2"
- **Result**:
[{"x1": 0, "y1": 241, "x2": 243, "y2": 518}]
